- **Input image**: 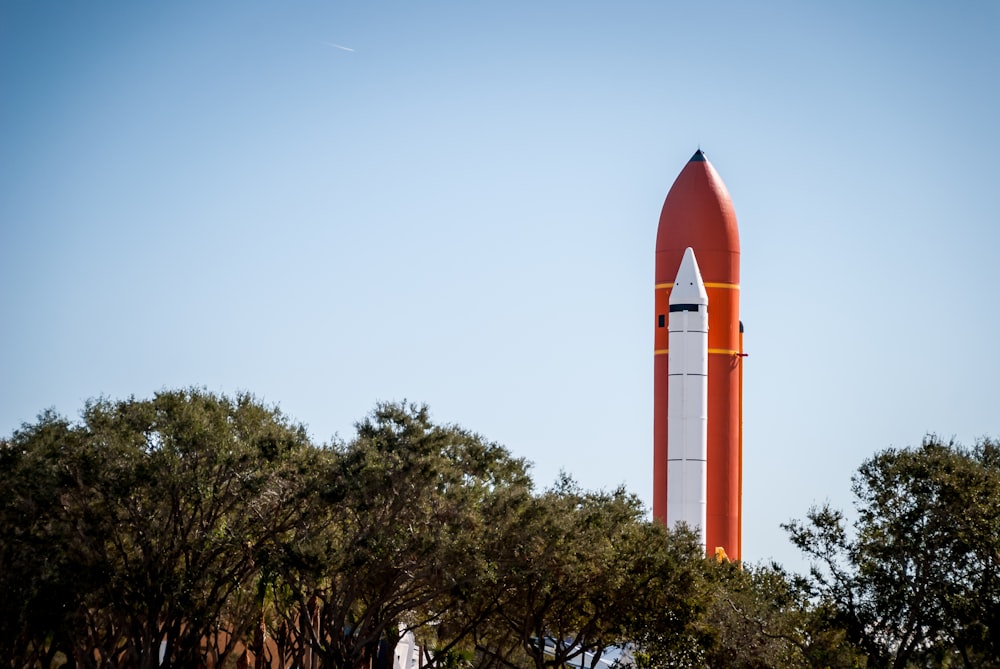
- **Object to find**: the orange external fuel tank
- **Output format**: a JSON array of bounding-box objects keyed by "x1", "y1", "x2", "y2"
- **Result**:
[{"x1": 654, "y1": 149, "x2": 742, "y2": 560}]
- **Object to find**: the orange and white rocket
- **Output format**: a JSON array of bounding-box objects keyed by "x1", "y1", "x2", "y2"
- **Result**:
[{"x1": 654, "y1": 149, "x2": 743, "y2": 560}]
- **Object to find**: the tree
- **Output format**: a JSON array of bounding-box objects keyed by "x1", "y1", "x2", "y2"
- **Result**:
[
  {"x1": 271, "y1": 401, "x2": 533, "y2": 669},
  {"x1": 0, "y1": 411, "x2": 88, "y2": 668},
  {"x1": 7, "y1": 393, "x2": 791, "y2": 669},
  {"x1": 0, "y1": 390, "x2": 317, "y2": 669},
  {"x1": 688, "y1": 561, "x2": 862, "y2": 669},
  {"x1": 785, "y1": 436, "x2": 1000, "y2": 669},
  {"x1": 471, "y1": 476, "x2": 707, "y2": 669}
]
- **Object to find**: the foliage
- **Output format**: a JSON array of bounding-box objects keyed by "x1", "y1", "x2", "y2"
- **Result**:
[
  {"x1": 634, "y1": 558, "x2": 862, "y2": 669},
  {"x1": 23, "y1": 391, "x2": 994, "y2": 669},
  {"x1": 270, "y1": 401, "x2": 534, "y2": 669},
  {"x1": 0, "y1": 390, "x2": 315, "y2": 669},
  {"x1": 700, "y1": 561, "x2": 862, "y2": 669},
  {"x1": 785, "y1": 436, "x2": 1000, "y2": 669},
  {"x1": 470, "y1": 476, "x2": 707, "y2": 669}
]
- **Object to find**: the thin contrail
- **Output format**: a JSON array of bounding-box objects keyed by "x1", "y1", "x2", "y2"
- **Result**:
[{"x1": 323, "y1": 41, "x2": 355, "y2": 52}]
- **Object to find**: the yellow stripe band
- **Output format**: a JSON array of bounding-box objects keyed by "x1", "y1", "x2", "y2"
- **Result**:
[
  {"x1": 656, "y1": 282, "x2": 740, "y2": 290},
  {"x1": 655, "y1": 348, "x2": 742, "y2": 356}
]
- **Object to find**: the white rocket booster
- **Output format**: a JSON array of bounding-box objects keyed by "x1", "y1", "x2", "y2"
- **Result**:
[{"x1": 666, "y1": 246, "x2": 709, "y2": 547}]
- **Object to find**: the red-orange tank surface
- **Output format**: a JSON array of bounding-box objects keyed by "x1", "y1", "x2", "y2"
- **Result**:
[{"x1": 654, "y1": 149, "x2": 742, "y2": 560}]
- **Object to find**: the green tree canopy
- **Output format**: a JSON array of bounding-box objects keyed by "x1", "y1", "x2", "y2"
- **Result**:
[
  {"x1": 469, "y1": 476, "x2": 707, "y2": 669},
  {"x1": 269, "y1": 401, "x2": 535, "y2": 669},
  {"x1": 0, "y1": 389, "x2": 316, "y2": 669},
  {"x1": 785, "y1": 436, "x2": 1000, "y2": 669},
  {"x1": 2, "y1": 390, "x2": 904, "y2": 669}
]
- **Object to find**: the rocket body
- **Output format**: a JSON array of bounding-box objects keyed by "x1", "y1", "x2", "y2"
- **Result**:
[
  {"x1": 666, "y1": 247, "x2": 708, "y2": 547},
  {"x1": 654, "y1": 150, "x2": 742, "y2": 560}
]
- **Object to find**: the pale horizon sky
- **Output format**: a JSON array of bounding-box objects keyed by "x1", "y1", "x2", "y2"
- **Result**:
[{"x1": 2, "y1": 1, "x2": 999, "y2": 573}]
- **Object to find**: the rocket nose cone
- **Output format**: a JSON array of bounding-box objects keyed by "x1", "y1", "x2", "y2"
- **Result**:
[
  {"x1": 669, "y1": 247, "x2": 708, "y2": 305},
  {"x1": 655, "y1": 148, "x2": 740, "y2": 273}
]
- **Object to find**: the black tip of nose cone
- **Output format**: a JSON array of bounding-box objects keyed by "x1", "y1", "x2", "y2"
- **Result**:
[{"x1": 690, "y1": 149, "x2": 707, "y2": 162}]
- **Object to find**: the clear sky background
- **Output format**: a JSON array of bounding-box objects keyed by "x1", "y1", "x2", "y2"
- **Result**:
[{"x1": 2, "y1": 1, "x2": 998, "y2": 572}]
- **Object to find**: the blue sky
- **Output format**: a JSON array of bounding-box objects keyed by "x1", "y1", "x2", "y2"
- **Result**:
[{"x1": 2, "y1": 1, "x2": 998, "y2": 571}]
